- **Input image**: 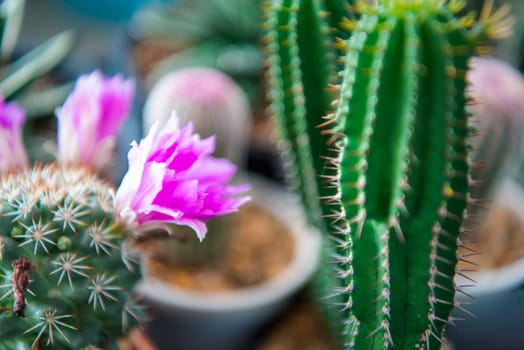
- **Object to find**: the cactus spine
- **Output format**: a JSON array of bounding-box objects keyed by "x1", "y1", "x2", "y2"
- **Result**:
[
  {"x1": 0, "y1": 164, "x2": 141, "y2": 349},
  {"x1": 265, "y1": 0, "x2": 510, "y2": 348}
]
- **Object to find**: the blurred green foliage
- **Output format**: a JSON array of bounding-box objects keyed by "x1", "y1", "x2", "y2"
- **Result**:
[
  {"x1": 0, "y1": 0, "x2": 74, "y2": 161},
  {"x1": 131, "y1": 0, "x2": 264, "y2": 111}
]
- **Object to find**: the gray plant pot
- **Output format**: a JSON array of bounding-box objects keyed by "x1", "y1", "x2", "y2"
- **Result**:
[
  {"x1": 135, "y1": 175, "x2": 321, "y2": 350},
  {"x1": 447, "y1": 179, "x2": 524, "y2": 350}
]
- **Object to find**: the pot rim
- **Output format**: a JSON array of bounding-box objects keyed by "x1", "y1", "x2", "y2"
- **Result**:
[
  {"x1": 456, "y1": 255, "x2": 524, "y2": 298},
  {"x1": 135, "y1": 174, "x2": 322, "y2": 313}
]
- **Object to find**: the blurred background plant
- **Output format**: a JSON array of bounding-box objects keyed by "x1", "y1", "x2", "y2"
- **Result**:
[
  {"x1": 58, "y1": 0, "x2": 163, "y2": 22},
  {"x1": 130, "y1": 0, "x2": 264, "y2": 111},
  {"x1": 468, "y1": 56, "x2": 524, "y2": 201},
  {"x1": 467, "y1": 0, "x2": 524, "y2": 70},
  {"x1": 0, "y1": 0, "x2": 74, "y2": 162},
  {"x1": 130, "y1": 0, "x2": 286, "y2": 183},
  {"x1": 143, "y1": 67, "x2": 251, "y2": 167}
]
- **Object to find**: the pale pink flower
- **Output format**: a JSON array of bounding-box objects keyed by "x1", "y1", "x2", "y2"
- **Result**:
[
  {"x1": 115, "y1": 113, "x2": 250, "y2": 240},
  {"x1": 56, "y1": 70, "x2": 134, "y2": 171},
  {"x1": 0, "y1": 97, "x2": 28, "y2": 173}
]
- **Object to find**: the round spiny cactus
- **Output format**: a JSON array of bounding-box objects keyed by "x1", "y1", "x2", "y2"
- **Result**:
[
  {"x1": 143, "y1": 67, "x2": 252, "y2": 167},
  {"x1": 0, "y1": 163, "x2": 142, "y2": 349}
]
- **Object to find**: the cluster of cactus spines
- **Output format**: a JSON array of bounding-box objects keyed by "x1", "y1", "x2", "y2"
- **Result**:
[
  {"x1": 265, "y1": 0, "x2": 511, "y2": 349},
  {"x1": 0, "y1": 163, "x2": 142, "y2": 349}
]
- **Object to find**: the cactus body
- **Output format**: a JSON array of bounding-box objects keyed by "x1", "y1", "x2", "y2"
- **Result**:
[
  {"x1": 0, "y1": 164, "x2": 141, "y2": 349},
  {"x1": 332, "y1": 6, "x2": 474, "y2": 348},
  {"x1": 264, "y1": 0, "x2": 508, "y2": 348}
]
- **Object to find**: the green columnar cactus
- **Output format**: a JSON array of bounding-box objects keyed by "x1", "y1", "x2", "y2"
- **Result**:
[
  {"x1": 265, "y1": 0, "x2": 511, "y2": 349},
  {"x1": 265, "y1": 0, "x2": 350, "y2": 231},
  {"x1": 0, "y1": 164, "x2": 142, "y2": 349},
  {"x1": 264, "y1": 0, "x2": 352, "y2": 340}
]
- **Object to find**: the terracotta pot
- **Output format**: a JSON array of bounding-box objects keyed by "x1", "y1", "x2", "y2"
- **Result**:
[{"x1": 135, "y1": 175, "x2": 321, "y2": 350}]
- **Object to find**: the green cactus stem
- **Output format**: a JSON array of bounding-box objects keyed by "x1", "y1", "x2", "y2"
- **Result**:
[
  {"x1": 264, "y1": 0, "x2": 354, "y2": 341},
  {"x1": 265, "y1": 0, "x2": 512, "y2": 348},
  {"x1": 0, "y1": 163, "x2": 142, "y2": 349},
  {"x1": 266, "y1": 0, "x2": 331, "y2": 227}
]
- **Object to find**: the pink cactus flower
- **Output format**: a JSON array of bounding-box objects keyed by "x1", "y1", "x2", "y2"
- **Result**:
[
  {"x1": 115, "y1": 113, "x2": 250, "y2": 240},
  {"x1": 56, "y1": 71, "x2": 134, "y2": 171},
  {"x1": 0, "y1": 97, "x2": 28, "y2": 173}
]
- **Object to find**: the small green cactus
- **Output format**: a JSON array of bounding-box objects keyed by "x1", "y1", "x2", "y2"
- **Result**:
[
  {"x1": 265, "y1": 0, "x2": 512, "y2": 349},
  {"x1": 0, "y1": 164, "x2": 142, "y2": 349}
]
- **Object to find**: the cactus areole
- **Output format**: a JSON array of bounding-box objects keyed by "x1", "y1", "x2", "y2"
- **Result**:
[{"x1": 265, "y1": 0, "x2": 511, "y2": 348}]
